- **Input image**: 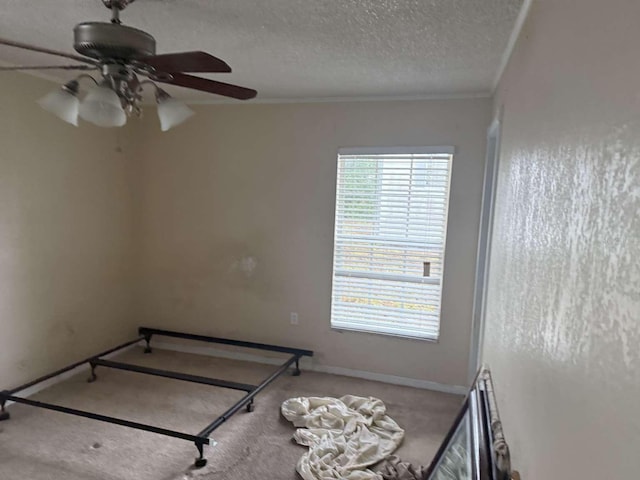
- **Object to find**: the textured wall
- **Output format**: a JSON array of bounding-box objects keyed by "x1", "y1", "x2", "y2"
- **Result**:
[
  {"x1": 132, "y1": 99, "x2": 490, "y2": 387},
  {"x1": 485, "y1": 0, "x2": 640, "y2": 478},
  {"x1": 0, "y1": 73, "x2": 135, "y2": 389}
]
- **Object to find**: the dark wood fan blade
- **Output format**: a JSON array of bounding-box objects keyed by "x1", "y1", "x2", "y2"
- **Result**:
[
  {"x1": 0, "y1": 65, "x2": 97, "y2": 71},
  {"x1": 159, "y1": 73, "x2": 257, "y2": 100},
  {"x1": 0, "y1": 37, "x2": 98, "y2": 65},
  {"x1": 140, "y1": 51, "x2": 231, "y2": 73}
]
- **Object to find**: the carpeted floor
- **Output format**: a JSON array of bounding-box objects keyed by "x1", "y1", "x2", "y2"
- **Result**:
[{"x1": 0, "y1": 348, "x2": 463, "y2": 480}]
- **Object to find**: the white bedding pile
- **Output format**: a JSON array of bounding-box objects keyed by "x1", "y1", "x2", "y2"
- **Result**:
[{"x1": 281, "y1": 395, "x2": 405, "y2": 480}]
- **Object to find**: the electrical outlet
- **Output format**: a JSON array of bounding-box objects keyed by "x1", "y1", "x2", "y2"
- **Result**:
[{"x1": 290, "y1": 312, "x2": 299, "y2": 325}]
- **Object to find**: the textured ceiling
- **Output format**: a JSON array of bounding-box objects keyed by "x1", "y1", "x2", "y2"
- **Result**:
[{"x1": 0, "y1": 0, "x2": 522, "y2": 101}]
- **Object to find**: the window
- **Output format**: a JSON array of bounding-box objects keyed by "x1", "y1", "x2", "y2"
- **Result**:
[{"x1": 330, "y1": 147, "x2": 454, "y2": 340}]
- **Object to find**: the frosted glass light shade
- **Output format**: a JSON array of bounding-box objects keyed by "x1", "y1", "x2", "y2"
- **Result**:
[
  {"x1": 38, "y1": 88, "x2": 79, "y2": 126},
  {"x1": 157, "y1": 95, "x2": 194, "y2": 131},
  {"x1": 79, "y1": 84, "x2": 126, "y2": 127}
]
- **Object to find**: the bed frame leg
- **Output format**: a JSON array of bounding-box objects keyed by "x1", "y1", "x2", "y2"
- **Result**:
[
  {"x1": 0, "y1": 395, "x2": 10, "y2": 421},
  {"x1": 246, "y1": 399, "x2": 255, "y2": 412},
  {"x1": 194, "y1": 441, "x2": 207, "y2": 468},
  {"x1": 292, "y1": 358, "x2": 301, "y2": 377},
  {"x1": 143, "y1": 333, "x2": 153, "y2": 354},
  {"x1": 87, "y1": 363, "x2": 98, "y2": 383}
]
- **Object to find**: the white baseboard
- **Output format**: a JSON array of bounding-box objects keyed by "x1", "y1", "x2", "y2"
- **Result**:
[
  {"x1": 3, "y1": 341, "x2": 143, "y2": 408},
  {"x1": 2, "y1": 339, "x2": 466, "y2": 411},
  {"x1": 310, "y1": 364, "x2": 467, "y2": 395},
  {"x1": 153, "y1": 341, "x2": 468, "y2": 396}
]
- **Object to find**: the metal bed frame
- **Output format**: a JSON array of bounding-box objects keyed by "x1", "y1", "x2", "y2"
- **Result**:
[{"x1": 0, "y1": 326, "x2": 314, "y2": 468}]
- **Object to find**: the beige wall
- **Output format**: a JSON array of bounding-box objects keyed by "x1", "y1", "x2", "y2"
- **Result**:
[
  {"x1": 0, "y1": 73, "x2": 135, "y2": 389},
  {"x1": 484, "y1": 0, "x2": 640, "y2": 478},
  {"x1": 132, "y1": 99, "x2": 490, "y2": 387}
]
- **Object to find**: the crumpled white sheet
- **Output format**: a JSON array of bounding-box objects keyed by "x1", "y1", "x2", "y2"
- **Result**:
[{"x1": 281, "y1": 396, "x2": 405, "y2": 480}]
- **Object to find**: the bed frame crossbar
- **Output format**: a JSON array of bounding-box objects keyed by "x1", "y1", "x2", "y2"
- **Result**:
[
  {"x1": 199, "y1": 354, "x2": 299, "y2": 437},
  {"x1": 90, "y1": 358, "x2": 257, "y2": 392},
  {"x1": 0, "y1": 326, "x2": 313, "y2": 469}
]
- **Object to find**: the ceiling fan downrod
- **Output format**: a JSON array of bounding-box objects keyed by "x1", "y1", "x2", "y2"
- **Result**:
[{"x1": 102, "y1": 0, "x2": 136, "y2": 24}]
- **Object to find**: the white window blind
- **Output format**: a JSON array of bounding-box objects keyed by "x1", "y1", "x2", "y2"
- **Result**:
[{"x1": 330, "y1": 147, "x2": 454, "y2": 340}]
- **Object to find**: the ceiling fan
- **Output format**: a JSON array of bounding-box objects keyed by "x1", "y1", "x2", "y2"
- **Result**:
[{"x1": 0, "y1": 0, "x2": 257, "y2": 130}]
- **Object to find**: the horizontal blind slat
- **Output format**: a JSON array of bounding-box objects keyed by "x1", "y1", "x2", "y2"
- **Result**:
[
  {"x1": 334, "y1": 270, "x2": 441, "y2": 285},
  {"x1": 333, "y1": 283, "x2": 442, "y2": 295}
]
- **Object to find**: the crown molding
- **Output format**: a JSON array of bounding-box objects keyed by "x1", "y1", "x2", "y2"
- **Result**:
[
  {"x1": 1, "y1": 59, "x2": 494, "y2": 106},
  {"x1": 492, "y1": 0, "x2": 534, "y2": 93},
  {"x1": 181, "y1": 91, "x2": 492, "y2": 106},
  {"x1": 0, "y1": 58, "x2": 67, "y2": 85}
]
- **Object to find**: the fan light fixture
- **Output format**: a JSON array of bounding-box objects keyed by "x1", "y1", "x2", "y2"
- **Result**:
[
  {"x1": 38, "y1": 73, "x2": 193, "y2": 131},
  {"x1": 156, "y1": 88, "x2": 194, "y2": 132},
  {"x1": 79, "y1": 80, "x2": 127, "y2": 127},
  {"x1": 37, "y1": 80, "x2": 80, "y2": 127}
]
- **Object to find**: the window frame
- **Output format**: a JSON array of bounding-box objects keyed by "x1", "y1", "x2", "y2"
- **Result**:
[{"x1": 330, "y1": 146, "x2": 455, "y2": 342}]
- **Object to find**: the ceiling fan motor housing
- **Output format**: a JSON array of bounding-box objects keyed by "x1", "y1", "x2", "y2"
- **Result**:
[{"x1": 74, "y1": 22, "x2": 155, "y2": 60}]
